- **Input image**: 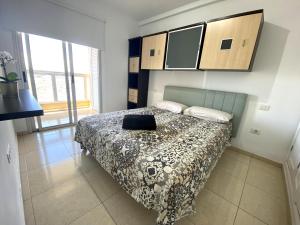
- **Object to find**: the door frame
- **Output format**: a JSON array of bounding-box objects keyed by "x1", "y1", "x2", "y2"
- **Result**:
[
  {"x1": 23, "y1": 33, "x2": 76, "y2": 131},
  {"x1": 67, "y1": 43, "x2": 78, "y2": 124},
  {"x1": 14, "y1": 32, "x2": 36, "y2": 132}
]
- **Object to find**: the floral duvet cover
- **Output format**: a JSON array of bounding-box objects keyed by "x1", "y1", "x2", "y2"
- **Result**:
[{"x1": 75, "y1": 107, "x2": 231, "y2": 225}]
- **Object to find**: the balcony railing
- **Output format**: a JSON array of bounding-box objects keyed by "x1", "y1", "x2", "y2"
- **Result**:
[{"x1": 31, "y1": 70, "x2": 91, "y2": 112}]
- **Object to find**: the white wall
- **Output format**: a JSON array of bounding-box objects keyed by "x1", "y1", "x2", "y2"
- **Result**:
[
  {"x1": 139, "y1": 0, "x2": 300, "y2": 162},
  {"x1": 0, "y1": 120, "x2": 25, "y2": 225},
  {"x1": 0, "y1": 30, "x2": 25, "y2": 223}
]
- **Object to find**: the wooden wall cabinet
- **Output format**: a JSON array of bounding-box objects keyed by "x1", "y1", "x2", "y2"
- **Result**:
[
  {"x1": 128, "y1": 37, "x2": 149, "y2": 109},
  {"x1": 199, "y1": 9, "x2": 264, "y2": 71},
  {"x1": 141, "y1": 32, "x2": 167, "y2": 70}
]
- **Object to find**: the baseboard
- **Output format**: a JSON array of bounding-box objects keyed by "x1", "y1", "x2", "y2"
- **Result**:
[
  {"x1": 283, "y1": 162, "x2": 300, "y2": 225},
  {"x1": 17, "y1": 131, "x2": 32, "y2": 136}
]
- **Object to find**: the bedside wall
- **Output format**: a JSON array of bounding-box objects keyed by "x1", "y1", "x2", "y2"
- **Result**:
[{"x1": 0, "y1": 120, "x2": 25, "y2": 225}]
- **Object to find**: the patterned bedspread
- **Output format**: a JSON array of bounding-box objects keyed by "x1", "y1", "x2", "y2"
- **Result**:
[{"x1": 75, "y1": 107, "x2": 231, "y2": 225}]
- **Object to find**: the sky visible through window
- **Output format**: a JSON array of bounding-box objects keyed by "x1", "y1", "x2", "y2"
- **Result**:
[
  {"x1": 28, "y1": 34, "x2": 91, "y2": 102},
  {"x1": 29, "y1": 34, "x2": 91, "y2": 74}
]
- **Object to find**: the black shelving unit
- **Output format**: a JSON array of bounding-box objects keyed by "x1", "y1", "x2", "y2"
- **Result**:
[{"x1": 127, "y1": 37, "x2": 149, "y2": 109}]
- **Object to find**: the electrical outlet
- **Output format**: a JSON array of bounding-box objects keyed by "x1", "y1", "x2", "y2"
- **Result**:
[
  {"x1": 259, "y1": 103, "x2": 271, "y2": 111},
  {"x1": 250, "y1": 128, "x2": 261, "y2": 135}
]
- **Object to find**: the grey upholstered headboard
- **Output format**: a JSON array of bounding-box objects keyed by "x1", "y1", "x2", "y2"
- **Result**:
[{"x1": 163, "y1": 86, "x2": 248, "y2": 137}]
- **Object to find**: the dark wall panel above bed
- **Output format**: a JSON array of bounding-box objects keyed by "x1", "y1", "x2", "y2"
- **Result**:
[
  {"x1": 165, "y1": 24, "x2": 205, "y2": 70},
  {"x1": 163, "y1": 86, "x2": 248, "y2": 137}
]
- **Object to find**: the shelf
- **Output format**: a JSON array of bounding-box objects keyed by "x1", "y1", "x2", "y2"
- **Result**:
[
  {"x1": 128, "y1": 74, "x2": 138, "y2": 89},
  {"x1": 0, "y1": 89, "x2": 44, "y2": 121},
  {"x1": 129, "y1": 37, "x2": 142, "y2": 57},
  {"x1": 127, "y1": 102, "x2": 137, "y2": 109},
  {"x1": 128, "y1": 37, "x2": 149, "y2": 109}
]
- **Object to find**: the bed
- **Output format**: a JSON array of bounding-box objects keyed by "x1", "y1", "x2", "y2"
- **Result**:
[{"x1": 75, "y1": 86, "x2": 247, "y2": 225}]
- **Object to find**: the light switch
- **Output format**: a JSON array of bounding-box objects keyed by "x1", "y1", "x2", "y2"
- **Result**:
[{"x1": 259, "y1": 103, "x2": 271, "y2": 111}]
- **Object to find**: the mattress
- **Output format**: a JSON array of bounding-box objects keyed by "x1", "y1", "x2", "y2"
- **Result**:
[{"x1": 75, "y1": 107, "x2": 231, "y2": 225}]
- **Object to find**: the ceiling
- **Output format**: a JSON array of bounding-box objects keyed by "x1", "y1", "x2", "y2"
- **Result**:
[{"x1": 98, "y1": 0, "x2": 202, "y2": 20}]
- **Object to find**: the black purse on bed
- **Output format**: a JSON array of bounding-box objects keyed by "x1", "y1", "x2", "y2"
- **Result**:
[{"x1": 122, "y1": 114, "x2": 157, "y2": 130}]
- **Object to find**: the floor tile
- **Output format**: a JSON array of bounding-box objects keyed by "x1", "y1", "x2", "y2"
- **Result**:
[
  {"x1": 21, "y1": 131, "x2": 67, "y2": 154},
  {"x1": 224, "y1": 148, "x2": 251, "y2": 165},
  {"x1": 217, "y1": 150, "x2": 249, "y2": 181},
  {"x1": 84, "y1": 166, "x2": 122, "y2": 202},
  {"x1": 206, "y1": 168, "x2": 244, "y2": 205},
  {"x1": 73, "y1": 152, "x2": 101, "y2": 173},
  {"x1": 32, "y1": 176, "x2": 100, "y2": 225},
  {"x1": 240, "y1": 184, "x2": 289, "y2": 225},
  {"x1": 234, "y1": 209, "x2": 266, "y2": 225},
  {"x1": 22, "y1": 133, "x2": 43, "y2": 153},
  {"x1": 64, "y1": 140, "x2": 83, "y2": 156},
  {"x1": 21, "y1": 172, "x2": 31, "y2": 201},
  {"x1": 249, "y1": 158, "x2": 282, "y2": 178},
  {"x1": 18, "y1": 135, "x2": 26, "y2": 154},
  {"x1": 38, "y1": 132, "x2": 69, "y2": 149},
  {"x1": 56, "y1": 127, "x2": 76, "y2": 140},
  {"x1": 176, "y1": 217, "x2": 195, "y2": 225},
  {"x1": 37, "y1": 129, "x2": 59, "y2": 136},
  {"x1": 189, "y1": 189, "x2": 238, "y2": 225},
  {"x1": 69, "y1": 205, "x2": 116, "y2": 225},
  {"x1": 19, "y1": 155, "x2": 27, "y2": 172},
  {"x1": 104, "y1": 190, "x2": 157, "y2": 225},
  {"x1": 246, "y1": 161, "x2": 285, "y2": 200},
  {"x1": 25, "y1": 144, "x2": 72, "y2": 171},
  {"x1": 24, "y1": 199, "x2": 36, "y2": 225},
  {"x1": 28, "y1": 158, "x2": 82, "y2": 196}
]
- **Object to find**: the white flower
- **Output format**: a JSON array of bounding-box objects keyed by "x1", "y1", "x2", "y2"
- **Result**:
[{"x1": 0, "y1": 51, "x2": 16, "y2": 65}]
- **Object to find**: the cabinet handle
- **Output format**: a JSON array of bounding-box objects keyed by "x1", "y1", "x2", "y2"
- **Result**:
[
  {"x1": 150, "y1": 49, "x2": 155, "y2": 56},
  {"x1": 22, "y1": 71, "x2": 27, "y2": 83},
  {"x1": 242, "y1": 40, "x2": 247, "y2": 47}
]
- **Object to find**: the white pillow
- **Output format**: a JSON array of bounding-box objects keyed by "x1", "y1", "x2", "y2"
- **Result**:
[
  {"x1": 154, "y1": 101, "x2": 188, "y2": 114},
  {"x1": 184, "y1": 106, "x2": 233, "y2": 123}
]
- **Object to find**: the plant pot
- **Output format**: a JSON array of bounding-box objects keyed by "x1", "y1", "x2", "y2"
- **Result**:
[{"x1": 0, "y1": 81, "x2": 19, "y2": 98}]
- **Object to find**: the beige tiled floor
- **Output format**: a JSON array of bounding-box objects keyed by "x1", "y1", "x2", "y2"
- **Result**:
[{"x1": 18, "y1": 127, "x2": 290, "y2": 225}]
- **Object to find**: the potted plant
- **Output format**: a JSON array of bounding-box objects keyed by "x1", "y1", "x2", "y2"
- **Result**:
[{"x1": 0, "y1": 51, "x2": 19, "y2": 98}]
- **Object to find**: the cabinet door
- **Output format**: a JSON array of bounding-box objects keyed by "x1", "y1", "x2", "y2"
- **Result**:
[
  {"x1": 288, "y1": 125, "x2": 300, "y2": 184},
  {"x1": 141, "y1": 33, "x2": 167, "y2": 70},
  {"x1": 128, "y1": 88, "x2": 138, "y2": 103},
  {"x1": 200, "y1": 12, "x2": 263, "y2": 70},
  {"x1": 288, "y1": 123, "x2": 300, "y2": 214},
  {"x1": 129, "y1": 57, "x2": 140, "y2": 73}
]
